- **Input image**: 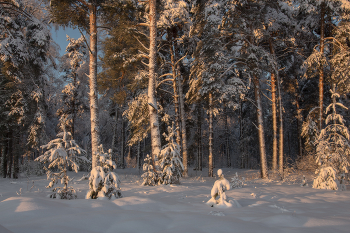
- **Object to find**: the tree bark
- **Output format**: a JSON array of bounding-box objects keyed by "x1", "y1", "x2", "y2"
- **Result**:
[
  {"x1": 178, "y1": 74, "x2": 188, "y2": 177},
  {"x1": 111, "y1": 106, "x2": 118, "y2": 162},
  {"x1": 277, "y1": 73, "x2": 284, "y2": 179},
  {"x1": 148, "y1": 0, "x2": 161, "y2": 170},
  {"x1": 253, "y1": 75, "x2": 268, "y2": 179},
  {"x1": 197, "y1": 104, "x2": 202, "y2": 171},
  {"x1": 269, "y1": 38, "x2": 278, "y2": 172},
  {"x1": 1, "y1": 145, "x2": 6, "y2": 178},
  {"x1": 224, "y1": 105, "x2": 230, "y2": 167},
  {"x1": 120, "y1": 118, "x2": 125, "y2": 169},
  {"x1": 208, "y1": 92, "x2": 214, "y2": 177},
  {"x1": 89, "y1": 4, "x2": 101, "y2": 169},
  {"x1": 319, "y1": 3, "x2": 325, "y2": 131}
]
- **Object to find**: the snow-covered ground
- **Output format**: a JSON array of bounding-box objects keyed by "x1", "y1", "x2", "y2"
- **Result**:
[{"x1": 0, "y1": 168, "x2": 349, "y2": 233}]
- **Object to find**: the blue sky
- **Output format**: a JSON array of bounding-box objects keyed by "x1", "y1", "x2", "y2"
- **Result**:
[{"x1": 51, "y1": 27, "x2": 84, "y2": 56}]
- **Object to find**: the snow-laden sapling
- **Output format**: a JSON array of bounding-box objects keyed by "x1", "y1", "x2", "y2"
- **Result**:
[
  {"x1": 86, "y1": 145, "x2": 122, "y2": 200},
  {"x1": 141, "y1": 154, "x2": 157, "y2": 186},
  {"x1": 230, "y1": 172, "x2": 244, "y2": 189},
  {"x1": 207, "y1": 169, "x2": 232, "y2": 208},
  {"x1": 157, "y1": 125, "x2": 184, "y2": 184},
  {"x1": 35, "y1": 126, "x2": 89, "y2": 199},
  {"x1": 301, "y1": 175, "x2": 308, "y2": 187},
  {"x1": 312, "y1": 86, "x2": 350, "y2": 190}
]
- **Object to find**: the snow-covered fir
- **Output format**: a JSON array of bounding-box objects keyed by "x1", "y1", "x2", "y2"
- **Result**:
[
  {"x1": 86, "y1": 145, "x2": 122, "y2": 200},
  {"x1": 35, "y1": 124, "x2": 89, "y2": 199}
]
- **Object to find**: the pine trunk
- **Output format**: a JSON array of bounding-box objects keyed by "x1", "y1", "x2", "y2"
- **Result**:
[
  {"x1": 7, "y1": 131, "x2": 13, "y2": 178},
  {"x1": 277, "y1": 73, "x2": 284, "y2": 179},
  {"x1": 197, "y1": 104, "x2": 202, "y2": 171},
  {"x1": 1, "y1": 144, "x2": 6, "y2": 178},
  {"x1": 178, "y1": 75, "x2": 188, "y2": 177},
  {"x1": 170, "y1": 45, "x2": 181, "y2": 147},
  {"x1": 120, "y1": 118, "x2": 125, "y2": 169},
  {"x1": 208, "y1": 92, "x2": 214, "y2": 177},
  {"x1": 89, "y1": 4, "x2": 101, "y2": 169},
  {"x1": 269, "y1": 38, "x2": 278, "y2": 172},
  {"x1": 224, "y1": 105, "x2": 230, "y2": 167},
  {"x1": 148, "y1": 0, "x2": 161, "y2": 170},
  {"x1": 295, "y1": 88, "x2": 303, "y2": 158},
  {"x1": 111, "y1": 106, "x2": 118, "y2": 162},
  {"x1": 253, "y1": 75, "x2": 268, "y2": 179},
  {"x1": 319, "y1": 3, "x2": 325, "y2": 131}
]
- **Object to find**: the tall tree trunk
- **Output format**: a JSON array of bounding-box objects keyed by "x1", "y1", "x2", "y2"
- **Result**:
[
  {"x1": 178, "y1": 74, "x2": 188, "y2": 177},
  {"x1": 208, "y1": 92, "x2": 214, "y2": 177},
  {"x1": 1, "y1": 145, "x2": 6, "y2": 178},
  {"x1": 13, "y1": 134, "x2": 19, "y2": 179},
  {"x1": 319, "y1": 3, "x2": 325, "y2": 131},
  {"x1": 170, "y1": 45, "x2": 181, "y2": 147},
  {"x1": 277, "y1": 73, "x2": 284, "y2": 179},
  {"x1": 295, "y1": 85, "x2": 303, "y2": 159},
  {"x1": 197, "y1": 104, "x2": 202, "y2": 171},
  {"x1": 7, "y1": 131, "x2": 13, "y2": 178},
  {"x1": 269, "y1": 38, "x2": 278, "y2": 172},
  {"x1": 148, "y1": 0, "x2": 161, "y2": 171},
  {"x1": 120, "y1": 118, "x2": 125, "y2": 169},
  {"x1": 89, "y1": 4, "x2": 101, "y2": 169},
  {"x1": 137, "y1": 141, "x2": 141, "y2": 171},
  {"x1": 72, "y1": 72, "x2": 77, "y2": 139},
  {"x1": 253, "y1": 75, "x2": 268, "y2": 179},
  {"x1": 111, "y1": 106, "x2": 119, "y2": 162},
  {"x1": 224, "y1": 105, "x2": 230, "y2": 167}
]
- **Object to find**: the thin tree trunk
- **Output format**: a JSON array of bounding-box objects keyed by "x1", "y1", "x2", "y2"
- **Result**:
[
  {"x1": 111, "y1": 106, "x2": 118, "y2": 162},
  {"x1": 170, "y1": 45, "x2": 181, "y2": 147},
  {"x1": 72, "y1": 72, "x2": 77, "y2": 139},
  {"x1": 1, "y1": 145, "x2": 6, "y2": 178},
  {"x1": 137, "y1": 141, "x2": 141, "y2": 171},
  {"x1": 269, "y1": 38, "x2": 278, "y2": 172},
  {"x1": 277, "y1": 73, "x2": 284, "y2": 179},
  {"x1": 13, "y1": 135, "x2": 19, "y2": 179},
  {"x1": 89, "y1": 4, "x2": 101, "y2": 169},
  {"x1": 319, "y1": 3, "x2": 325, "y2": 131},
  {"x1": 295, "y1": 87, "x2": 303, "y2": 159},
  {"x1": 148, "y1": 0, "x2": 161, "y2": 171},
  {"x1": 120, "y1": 118, "x2": 125, "y2": 169},
  {"x1": 7, "y1": 131, "x2": 13, "y2": 178},
  {"x1": 224, "y1": 105, "x2": 231, "y2": 167},
  {"x1": 178, "y1": 74, "x2": 188, "y2": 177},
  {"x1": 197, "y1": 103, "x2": 202, "y2": 171},
  {"x1": 253, "y1": 75, "x2": 268, "y2": 179},
  {"x1": 208, "y1": 92, "x2": 214, "y2": 177}
]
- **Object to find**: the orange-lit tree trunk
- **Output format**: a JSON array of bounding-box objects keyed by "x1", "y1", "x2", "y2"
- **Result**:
[
  {"x1": 148, "y1": 0, "x2": 161, "y2": 170},
  {"x1": 89, "y1": 4, "x2": 101, "y2": 169}
]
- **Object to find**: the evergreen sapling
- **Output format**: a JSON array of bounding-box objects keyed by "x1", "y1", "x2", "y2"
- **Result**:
[
  {"x1": 312, "y1": 86, "x2": 350, "y2": 190},
  {"x1": 86, "y1": 145, "x2": 122, "y2": 200},
  {"x1": 158, "y1": 125, "x2": 184, "y2": 184},
  {"x1": 35, "y1": 125, "x2": 89, "y2": 199},
  {"x1": 141, "y1": 154, "x2": 157, "y2": 186}
]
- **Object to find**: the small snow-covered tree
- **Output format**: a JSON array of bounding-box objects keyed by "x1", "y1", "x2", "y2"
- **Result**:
[
  {"x1": 158, "y1": 125, "x2": 184, "y2": 184},
  {"x1": 35, "y1": 124, "x2": 89, "y2": 199},
  {"x1": 141, "y1": 154, "x2": 157, "y2": 186},
  {"x1": 230, "y1": 172, "x2": 244, "y2": 189},
  {"x1": 86, "y1": 145, "x2": 122, "y2": 200},
  {"x1": 312, "y1": 86, "x2": 350, "y2": 190},
  {"x1": 207, "y1": 169, "x2": 232, "y2": 208}
]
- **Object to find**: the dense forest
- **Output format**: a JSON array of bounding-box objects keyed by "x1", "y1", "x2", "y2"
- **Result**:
[{"x1": 1, "y1": 0, "x2": 350, "y2": 184}]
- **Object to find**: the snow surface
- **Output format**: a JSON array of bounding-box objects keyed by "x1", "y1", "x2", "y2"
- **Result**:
[{"x1": 0, "y1": 168, "x2": 350, "y2": 233}]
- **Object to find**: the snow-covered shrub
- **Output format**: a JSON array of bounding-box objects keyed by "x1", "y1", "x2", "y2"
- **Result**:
[
  {"x1": 301, "y1": 175, "x2": 308, "y2": 187},
  {"x1": 339, "y1": 173, "x2": 346, "y2": 191},
  {"x1": 141, "y1": 154, "x2": 157, "y2": 186},
  {"x1": 312, "y1": 87, "x2": 350, "y2": 190},
  {"x1": 207, "y1": 169, "x2": 232, "y2": 208},
  {"x1": 35, "y1": 125, "x2": 89, "y2": 199},
  {"x1": 230, "y1": 172, "x2": 244, "y2": 189},
  {"x1": 86, "y1": 145, "x2": 122, "y2": 200},
  {"x1": 312, "y1": 167, "x2": 338, "y2": 190},
  {"x1": 157, "y1": 125, "x2": 184, "y2": 185}
]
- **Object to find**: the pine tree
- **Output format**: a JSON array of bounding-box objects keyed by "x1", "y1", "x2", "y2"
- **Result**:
[
  {"x1": 141, "y1": 154, "x2": 157, "y2": 186},
  {"x1": 86, "y1": 145, "x2": 122, "y2": 199},
  {"x1": 313, "y1": 85, "x2": 350, "y2": 190},
  {"x1": 158, "y1": 124, "x2": 184, "y2": 184},
  {"x1": 35, "y1": 124, "x2": 89, "y2": 199}
]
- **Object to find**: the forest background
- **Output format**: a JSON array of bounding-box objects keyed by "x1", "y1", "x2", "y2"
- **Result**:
[{"x1": 2, "y1": 0, "x2": 350, "y2": 182}]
